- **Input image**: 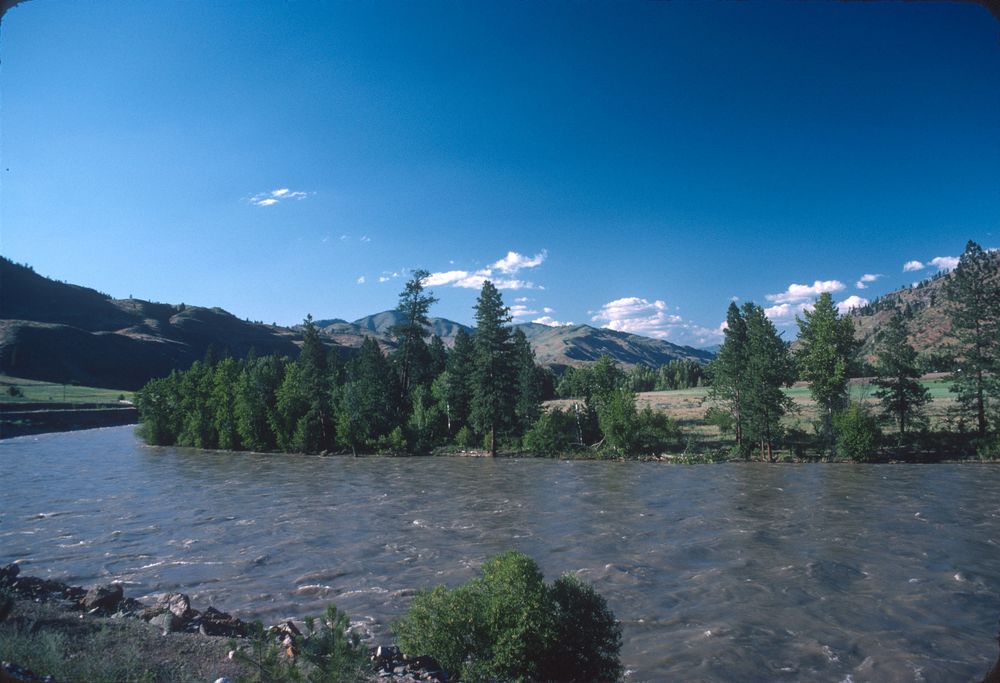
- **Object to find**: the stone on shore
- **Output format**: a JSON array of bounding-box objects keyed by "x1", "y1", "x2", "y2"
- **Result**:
[{"x1": 82, "y1": 584, "x2": 123, "y2": 612}]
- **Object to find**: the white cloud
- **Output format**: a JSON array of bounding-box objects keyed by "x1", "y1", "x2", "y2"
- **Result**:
[
  {"x1": 837, "y1": 295, "x2": 869, "y2": 314},
  {"x1": 491, "y1": 250, "x2": 547, "y2": 274},
  {"x1": 509, "y1": 304, "x2": 539, "y2": 318},
  {"x1": 426, "y1": 250, "x2": 546, "y2": 291},
  {"x1": 249, "y1": 187, "x2": 309, "y2": 207},
  {"x1": 514, "y1": 297, "x2": 530, "y2": 303},
  {"x1": 590, "y1": 297, "x2": 684, "y2": 339},
  {"x1": 930, "y1": 255, "x2": 959, "y2": 272},
  {"x1": 855, "y1": 273, "x2": 881, "y2": 290},
  {"x1": 764, "y1": 302, "x2": 813, "y2": 322},
  {"x1": 356, "y1": 276, "x2": 366, "y2": 285},
  {"x1": 378, "y1": 276, "x2": 391, "y2": 283},
  {"x1": 542, "y1": 307, "x2": 554, "y2": 313},
  {"x1": 360, "y1": 236, "x2": 371, "y2": 243},
  {"x1": 903, "y1": 260, "x2": 925, "y2": 272},
  {"x1": 532, "y1": 316, "x2": 574, "y2": 327},
  {"x1": 766, "y1": 280, "x2": 846, "y2": 304}
]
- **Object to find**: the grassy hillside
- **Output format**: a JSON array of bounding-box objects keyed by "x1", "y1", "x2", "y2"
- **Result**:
[{"x1": 0, "y1": 375, "x2": 132, "y2": 404}]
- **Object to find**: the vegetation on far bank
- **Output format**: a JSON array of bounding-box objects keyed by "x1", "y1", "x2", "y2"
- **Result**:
[
  {"x1": 0, "y1": 374, "x2": 131, "y2": 404},
  {"x1": 135, "y1": 240, "x2": 1000, "y2": 463}
]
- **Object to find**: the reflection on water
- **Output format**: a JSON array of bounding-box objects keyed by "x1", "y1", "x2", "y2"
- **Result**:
[{"x1": 2, "y1": 427, "x2": 999, "y2": 681}]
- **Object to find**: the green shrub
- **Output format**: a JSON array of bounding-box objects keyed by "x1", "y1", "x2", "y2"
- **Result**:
[
  {"x1": 833, "y1": 403, "x2": 881, "y2": 462},
  {"x1": 597, "y1": 389, "x2": 682, "y2": 458},
  {"x1": 394, "y1": 551, "x2": 622, "y2": 682},
  {"x1": 704, "y1": 406, "x2": 733, "y2": 434},
  {"x1": 6, "y1": 385, "x2": 23, "y2": 398},
  {"x1": 298, "y1": 604, "x2": 370, "y2": 682},
  {"x1": 454, "y1": 425, "x2": 476, "y2": 448},
  {"x1": 375, "y1": 426, "x2": 408, "y2": 455},
  {"x1": 524, "y1": 409, "x2": 578, "y2": 456}
]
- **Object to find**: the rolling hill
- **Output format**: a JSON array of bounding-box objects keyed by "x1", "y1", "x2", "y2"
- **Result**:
[{"x1": 1, "y1": 259, "x2": 714, "y2": 389}]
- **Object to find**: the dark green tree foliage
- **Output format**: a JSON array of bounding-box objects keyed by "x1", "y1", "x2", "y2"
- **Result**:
[
  {"x1": 708, "y1": 302, "x2": 749, "y2": 449},
  {"x1": 441, "y1": 329, "x2": 475, "y2": 437},
  {"x1": 337, "y1": 337, "x2": 400, "y2": 455},
  {"x1": 178, "y1": 360, "x2": 217, "y2": 448},
  {"x1": 943, "y1": 240, "x2": 1000, "y2": 438},
  {"x1": 427, "y1": 335, "x2": 448, "y2": 379},
  {"x1": 512, "y1": 328, "x2": 544, "y2": 434},
  {"x1": 743, "y1": 303, "x2": 796, "y2": 461},
  {"x1": 654, "y1": 359, "x2": 705, "y2": 391},
  {"x1": 235, "y1": 355, "x2": 284, "y2": 451},
  {"x1": 873, "y1": 311, "x2": 930, "y2": 436},
  {"x1": 795, "y1": 292, "x2": 858, "y2": 442},
  {"x1": 390, "y1": 270, "x2": 438, "y2": 395},
  {"x1": 523, "y1": 408, "x2": 579, "y2": 456},
  {"x1": 211, "y1": 357, "x2": 241, "y2": 450},
  {"x1": 596, "y1": 387, "x2": 681, "y2": 457},
  {"x1": 394, "y1": 551, "x2": 621, "y2": 683},
  {"x1": 471, "y1": 281, "x2": 516, "y2": 456},
  {"x1": 135, "y1": 371, "x2": 183, "y2": 445}
]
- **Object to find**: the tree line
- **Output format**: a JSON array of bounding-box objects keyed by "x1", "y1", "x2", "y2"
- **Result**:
[
  {"x1": 137, "y1": 274, "x2": 549, "y2": 456},
  {"x1": 707, "y1": 239, "x2": 1000, "y2": 460}
]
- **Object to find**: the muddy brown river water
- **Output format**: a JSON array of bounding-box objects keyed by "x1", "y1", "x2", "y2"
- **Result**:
[{"x1": 2, "y1": 426, "x2": 998, "y2": 681}]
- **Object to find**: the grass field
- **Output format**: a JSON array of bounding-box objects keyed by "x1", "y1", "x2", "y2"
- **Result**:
[
  {"x1": 0, "y1": 375, "x2": 132, "y2": 405},
  {"x1": 545, "y1": 377, "x2": 958, "y2": 444}
]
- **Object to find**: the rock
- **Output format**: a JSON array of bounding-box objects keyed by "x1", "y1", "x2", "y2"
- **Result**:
[
  {"x1": 81, "y1": 584, "x2": 123, "y2": 612},
  {"x1": 162, "y1": 592, "x2": 191, "y2": 619},
  {"x1": 199, "y1": 607, "x2": 248, "y2": 637},
  {"x1": 214, "y1": 678, "x2": 233, "y2": 683},
  {"x1": 0, "y1": 563, "x2": 20, "y2": 583},
  {"x1": 149, "y1": 611, "x2": 178, "y2": 633}
]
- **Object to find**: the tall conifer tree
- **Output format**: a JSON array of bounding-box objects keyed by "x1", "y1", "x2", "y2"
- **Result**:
[
  {"x1": 471, "y1": 281, "x2": 516, "y2": 456},
  {"x1": 873, "y1": 311, "x2": 929, "y2": 437}
]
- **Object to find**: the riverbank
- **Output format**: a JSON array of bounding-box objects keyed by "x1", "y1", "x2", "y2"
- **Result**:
[
  {"x1": 0, "y1": 403, "x2": 137, "y2": 440},
  {"x1": 0, "y1": 564, "x2": 445, "y2": 683}
]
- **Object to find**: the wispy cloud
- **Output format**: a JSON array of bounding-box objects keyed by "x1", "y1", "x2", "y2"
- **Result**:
[
  {"x1": 509, "y1": 304, "x2": 540, "y2": 318},
  {"x1": 426, "y1": 250, "x2": 547, "y2": 290},
  {"x1": 766, "y1": 280, "x2": 846, "y2": 304},
  {"x1": 248, "y1": 187, "x2": 310, "y2": 207},
  {"x1": 903, "y1": 260, "x2": 925, "y2": 272},
  {"x1": 855, "y1": 273, "x2": 881, "y2": 290},
  {"x1": 356, "y1": 276, "x2": 366, "y2": 285}
]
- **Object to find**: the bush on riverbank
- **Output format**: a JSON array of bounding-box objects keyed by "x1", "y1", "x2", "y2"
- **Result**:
[{"x1": 394, "y1": 551, "x2": 622, "y2": 682}]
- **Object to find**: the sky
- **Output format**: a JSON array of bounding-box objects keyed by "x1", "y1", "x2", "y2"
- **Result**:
[{"x1": 1, "y1": 1, "x2": 998, "y2": 347}]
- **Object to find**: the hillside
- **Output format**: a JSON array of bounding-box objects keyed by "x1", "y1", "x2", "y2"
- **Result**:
[
  {"x1": 1, "y1": 260, "x2": 715, "y2": 390},
  {"x1": 0, "y1": 258, "x2": 301, "y2": 389},
  {"x1": 848, "y1": 249, "x2": 1000, "y2": 366}
]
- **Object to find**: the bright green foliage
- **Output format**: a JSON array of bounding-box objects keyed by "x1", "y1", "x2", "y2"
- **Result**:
[
  {"x1": 395, "y1": 551, "x2": 622, "y2": 683},
  {"x1": 795, "y1": 293, "x2": 858, "y2": 442},
  {"x1": 178, "y1": 360, "x2": 217, "y2": 448},
  {"x1": 943, "y1": 240, "x2": 1000, "y2": 438},
  {"x1": 211, "y1": 357, "x2": 241, "y2": 450},
  {"x1": 653, "y1": 359, "x2": 705, "y2": 391},
  {"x1": 407, "y1": 383, "x2": 447, "y2": 453},
  {"x1": 834, "y1": 403, "x2": 881, "y2": 461},
  {"x1": 708, "y1": 302, "x2": 749, "y2": 449},
  {"x1": 523, "y1": 408, "x2": 579, "y2": 455},
  {"x1": 390, "y1": 270, "x2": 438, "y2": 395},
  {"x1": 873, "y1": 311, "x2": 930, "y2": 436},
  {"x1": 235, "y1": 355, "x2": 284, "y2": 451},
  {"x1": 596, "y1": 387, "x2": 681, "y2": 457},
  {"x1": 135, "y1": 371, "x2": 183, "y2": 445},
  {"x1": 743, "y1": 303, "x2": 796, "y2": 461},
  {"x1": 470, "y1": 281, "x2": 516, "y2": 456},
  {"x1": 555, "y1": 356, "x2": 625, "y2": 403},
  {"x1": 298, "y1": 604, "x2": 371, "y2": 683},
  {"x1": 337, "y1": 338, "x2": 400, "y2": 455}
]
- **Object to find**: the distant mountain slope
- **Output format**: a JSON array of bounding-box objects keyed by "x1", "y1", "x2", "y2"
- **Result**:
[
  {"x1": 0, "y1": 258, "x2": 301, "y2": 389},
  {"x1": 352, "y1": 310, "x2": 473, "y2": 340},
  {"x1": 521, "y1": 324, "x2": 715, "y2": 370},
  {"x1": 848, "y1": 250, "x2": 1000, "y2": 364}
]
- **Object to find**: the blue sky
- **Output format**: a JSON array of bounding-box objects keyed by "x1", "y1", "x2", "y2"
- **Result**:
[{"x1": 2, "y1": 1, "x2": 998, "y2": 347}]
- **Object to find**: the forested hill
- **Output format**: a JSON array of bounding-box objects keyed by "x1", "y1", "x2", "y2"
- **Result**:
[
  {"x1": 0, "y1": 258, "x2": 713, "y2": 389},
  {"x1": 848, "y1": 249, "x2": 1000, "y2": 366}
]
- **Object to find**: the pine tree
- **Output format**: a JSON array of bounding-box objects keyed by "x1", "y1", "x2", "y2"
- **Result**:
[
  {"x1": 512, "y1": 327, "x2": 543, "y2": 435},
  {"x1": 943, "y1": 240, "x2": 1000, "y2": 438},
  {"x1": 873, "y1": 311, "x2": 930, "y2": 437},
  {"x1": 390, "y1": 270, "x2": 438, "y2": 396},
  {"x1": 795, "y1": 292, "x2": 858, "y2": 444},
  {"x1": 470, "y1": 281, "x2": 516, "y2": 456},
  {"x1": 708, "y1": 302, "x2": 749, "y2": 453},
  {"x1": 443, "y1": 328, "x2": 476, "y2": 437},
  {"x1": 337, "y1": 337, "x2": 400, "y2": 455},
  {"x1": 742, "y1": 303, "x2": 796, "y2": 461}
]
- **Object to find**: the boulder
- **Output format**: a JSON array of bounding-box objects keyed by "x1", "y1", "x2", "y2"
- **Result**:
[
  {"x1": 163, "y1": 592, "x2": 191, "y2": 619},
  {"x1": 149, "y1": 611, "x2": 179, "y2": 633},
  {"x1": 81, "y1": 584, "x2": 123, "y2": 612},
  {"x1": 199, "y1": 606, "x2": 248, "y2": 637},
  {"x1": 0, "y1": 563, "x2": 20, "y2": 584}
]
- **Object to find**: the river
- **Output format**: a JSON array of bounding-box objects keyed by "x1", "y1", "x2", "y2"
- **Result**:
[{"x1": 1, "y1": 426, "x2": 998, "y2": 681}]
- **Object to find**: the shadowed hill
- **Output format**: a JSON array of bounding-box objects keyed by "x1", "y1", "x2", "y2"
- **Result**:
[{"x1": 0, "y1": 258, "x2": 301, "y2": 389}]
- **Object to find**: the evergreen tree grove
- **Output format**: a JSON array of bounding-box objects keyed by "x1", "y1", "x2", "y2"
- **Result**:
[{"x1": 873, "y1": 311, "x2": 930, "y2": 437}]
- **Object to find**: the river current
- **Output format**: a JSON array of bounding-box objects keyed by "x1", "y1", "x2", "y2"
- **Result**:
[{"x1": 1, "y1": 426, "x2": 999, "y2": 681}]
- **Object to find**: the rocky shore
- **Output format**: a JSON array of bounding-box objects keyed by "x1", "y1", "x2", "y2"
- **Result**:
[{"x1": 0, "y1": 563, "x2": 448, "y2": 682}]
